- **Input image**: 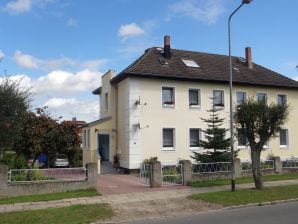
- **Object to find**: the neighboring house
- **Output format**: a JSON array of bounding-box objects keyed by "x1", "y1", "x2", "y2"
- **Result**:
[
  {"x1": 67, "y1": 117, "x2": 86, "y2": 147},
  {"x1": 82, "y1": 35, "x2": 298, "y2": 171}
]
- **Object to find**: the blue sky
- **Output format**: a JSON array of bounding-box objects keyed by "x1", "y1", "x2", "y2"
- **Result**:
[{"x1": 0, "y1": 0, "x2": 297, "y2": 122}]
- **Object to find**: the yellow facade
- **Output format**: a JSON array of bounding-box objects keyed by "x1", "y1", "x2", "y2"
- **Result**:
[{"x1": 83, "y1": 73, "x2": 298, "y2": 169}]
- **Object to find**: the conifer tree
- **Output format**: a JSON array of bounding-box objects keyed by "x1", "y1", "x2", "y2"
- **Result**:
[{"x1": 192, "y1": 99, "x2": 231, "y2": 162}]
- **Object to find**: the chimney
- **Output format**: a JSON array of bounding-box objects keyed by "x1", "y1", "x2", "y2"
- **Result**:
[
  {"x1": 163, "y1": 35, "x2": 171, "y2": 59},
  {"x1": 245, "y1": 47, "x2": 253, "y2": 69}
]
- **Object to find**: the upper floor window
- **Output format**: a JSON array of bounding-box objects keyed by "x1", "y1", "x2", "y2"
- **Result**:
[
  {"x1": 280, "y1": 129, "x2": 288, "y2": 148},
  {"x1": 162, "y1": 128, "x2": 175, "y2": 149},
  {"x1": 104, "y1": 93, "x2": 108, "y2": 111},
  {"x1": 236, "y1": 91, "x2": 246, "y2": 106},
  {"x1": 189, "y1": 128, "x2": 201, "y2": 148},
  {"x1": 162, "y1": 87, "x2": 175, "y2": 107},
  {"x1": 213, "y1": 90, "x2": 224, "y2": 107},
  {"x1": 257, "y1": 93, "x2": 267, "y2": 104},
  {"x1": 189, "y1": 89, "x2": 200, "y2": 107},
  {"x1": 277, "y1": 94, "x2": 287, "y2": 106}
]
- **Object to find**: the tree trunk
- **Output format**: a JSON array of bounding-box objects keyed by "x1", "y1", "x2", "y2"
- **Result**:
[{"x1": 251, "y1": 149, "x2": 263, "y2": 189}]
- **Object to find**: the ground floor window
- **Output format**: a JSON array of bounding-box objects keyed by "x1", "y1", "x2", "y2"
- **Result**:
[{"x1": 162, "y1": 128, "x2": 175, "y2": 149}]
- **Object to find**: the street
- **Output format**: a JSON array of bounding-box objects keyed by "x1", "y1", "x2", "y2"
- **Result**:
[{"x1": 128, "y1": 201, "x2": 298, "y2": 224}]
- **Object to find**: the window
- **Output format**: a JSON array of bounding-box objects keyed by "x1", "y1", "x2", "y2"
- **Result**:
[
  {"x1": 189, "y1": 128, "x2": 200, "y2": 148},
  {"x1": 181, "y1": 59, "x2": 200, "y2": 68},
  {"x1": 213, "y1": 90, "x2": 224, "y2": 107},
  {"x1": 257, "y1": 93, "x2": 267, "y2": 104},
  {"x1": 237, "y1": 129, "x2": 247, "y2": 147},
  {"x1": 280, "y1": 129, "x2": 288, "y2": 147},
  {"x1": 277, "y1": 94, "x2": 287, "y2": 106},
  {"x1": 189, "y1": 89, "x2": 200, "y2": 107},
  {"x1": 104, "y1": 93, "x2": 108, "y2": 111},
  {"x1": 163, "y1": 128, "x2": 174, "y2": 149},
  {"x1": 162, "y1": 87, "x2": 175, "y2": 106},
  {"x1": 236, "y1": 91, "x2": 246, "y2": 106}
]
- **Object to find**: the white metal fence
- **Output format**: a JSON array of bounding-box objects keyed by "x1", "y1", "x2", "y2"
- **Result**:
[
  {"x1": 192, "y1": 162, "x2": 231, "y2": 174},
  {"x1": 161, "y1": 164, "x2": 183, "y2": 186},
  {"x1": 241, "y1": 160, "x2": 275, "y2": 172},
  {"x1": 282, "y1": 159, "x2": 298, "y2": 169},
  {"x1": 8, "y1": 168, "x2": 87, "y2": 183},
  {"x1": 140, "y1": 163, "x2": 151, "y2": 185}
]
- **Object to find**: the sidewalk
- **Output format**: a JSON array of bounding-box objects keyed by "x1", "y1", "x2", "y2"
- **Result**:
[{"x1": 1, "y1": 179, "x2": 298, "y2": 214}]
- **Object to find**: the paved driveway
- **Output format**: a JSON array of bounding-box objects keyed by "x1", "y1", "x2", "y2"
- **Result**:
[{"x1": 97, "y1": 174, "x2": 189, "y2": 195}]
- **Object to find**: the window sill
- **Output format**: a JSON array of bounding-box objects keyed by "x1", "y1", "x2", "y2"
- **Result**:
[
  {"x1": 189, "y1": 105, "x2": 201, "y2": 109},
  {"x1": 162, "y1": 147, "x2": 175, "y2": 151},
  {"x1": 162, "y1": 105, "x2": 175, "y2": 109},
  {"x1": 189, "y1": 147, "x2": 200, "y2": 151},
  {"x1": 238, "y1": 146, "x2": 248, "y2": 149},
  {"x1": 280, "y1": 145, "x2": 289, "y2": 149}
]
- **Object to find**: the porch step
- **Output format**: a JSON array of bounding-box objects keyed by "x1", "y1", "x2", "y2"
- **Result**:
[{"x1": 100, "y1": 161, "x2": 119, "y2": 174}]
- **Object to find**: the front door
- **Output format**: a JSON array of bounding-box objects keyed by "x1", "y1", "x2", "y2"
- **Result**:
[{"x1": 98, "y1": 134, "x2": 110, "y2": 161}]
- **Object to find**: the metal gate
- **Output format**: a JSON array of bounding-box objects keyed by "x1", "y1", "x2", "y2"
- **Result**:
[
  {"x1": 161, "y1": 164, "x2": 183, "y2": 186},
  {"x1": 140, "y1": 163, "x2": 150, "y2": 185}
]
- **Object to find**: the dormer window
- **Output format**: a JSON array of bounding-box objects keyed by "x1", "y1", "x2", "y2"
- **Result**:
[{"x1": 181, "y1": 59, "x2": 200, "y2": 68}]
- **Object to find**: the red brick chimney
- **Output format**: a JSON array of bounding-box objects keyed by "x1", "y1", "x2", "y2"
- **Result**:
[
  {"x1": 163, "y1": 35, "x2": 171, "y2": 59},
  {"x1": 245, "y1": 47, "x2": 253, "y2": 69}
]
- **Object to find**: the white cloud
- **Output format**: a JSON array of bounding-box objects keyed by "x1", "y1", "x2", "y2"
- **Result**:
[
  {"x1": 0, "y1": 50, "x2": 5, "y2": 61},
  {"x1": 1, "y1": 71, "x2": 101, "y2": 122},
  {"x1": 3, "y1": 0, "x2": 55, "y2": 14},
  {"x1": 34, "y1": 69, "x2": 101, "y2": 95},
  {"x1": 118, "y1": 22, "x2": 145, "y2": 40},
  {"x1": 4, "y1": 0, "x2": 31, "y2": 14},
  {"x1": 167, "y1": 0, "x2": 225, "y2": 25},
  {"x1": 66, "y1": 18, "x2": 78, "y2": 27},
  {"x1": 14, "y1": 50, "x2": 38, "y2": 69},
  {"x1": 43, "y1": 97, "x2": 99, "y2": 121},
  {"x1": 14, "y1": 50, "x2": 107, "y2": 71}
]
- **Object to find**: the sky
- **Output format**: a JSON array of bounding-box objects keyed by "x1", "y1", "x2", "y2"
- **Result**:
[{"x1": 0, "y1": 0, "x2": 297, "y2": 122}]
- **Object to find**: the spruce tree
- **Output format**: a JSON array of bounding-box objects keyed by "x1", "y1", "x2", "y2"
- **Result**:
[{"x1": 192, "y1": 99, "x2": 231, "y2": 163}]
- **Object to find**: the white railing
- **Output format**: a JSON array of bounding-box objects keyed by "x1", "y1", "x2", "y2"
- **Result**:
[
  {"x1": 8, "y1": 168, "x2": 87, "y2": 183},
  {"x1": 192, "y1": 162, "x2": 231, "y2": 174},
  {"x1": 161, "y1": 164, "x2": 183, "y2": 185},
  {"x1": 282, "y1": 159, "x2": 298, "y2": 169},
  {"x1": 139, "y1": 163, "x2": 151, "y2": 185},
  {"x1": 241, "y1": 160, "x2": 275, "y2": 172}
]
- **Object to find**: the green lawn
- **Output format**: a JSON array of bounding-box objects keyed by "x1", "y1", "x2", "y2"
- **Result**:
[
  {"x1": 189, "y1": 173, "x2": 298, "y2": 187},
  {"x1": 191, "y1": 184, "x2": 298, "y2": 206},
  {"x1": 0, "y1": 204, "x2": 113, "y2": 224},
  {"x1": 0, "y1": 189, "x2": 100, "y2": 205}
]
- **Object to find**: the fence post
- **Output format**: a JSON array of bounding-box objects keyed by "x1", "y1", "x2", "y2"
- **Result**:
[
  {"x1": 273, "y1": 156, "x2": 282, "y2": 173},
  {"x1": 180, "y1": 160, "x2": 191, "y2": 185},
  {"x1": 0, "y1": 165, "x2": 8, "y2": 194},
  {"x1": 234, "y1": 158, "x2": 241, "y2": 178},
  {"x1": 150, "y1": 161, "x2": 161, "y2": 188},
  {"x1": 86, "y1": 163, "x2": 97, "y2": 187}
]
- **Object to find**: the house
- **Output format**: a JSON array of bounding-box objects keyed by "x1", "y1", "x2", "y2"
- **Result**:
[{"x1": 82, "y1": 35, "x2": 298, "y2": 171}]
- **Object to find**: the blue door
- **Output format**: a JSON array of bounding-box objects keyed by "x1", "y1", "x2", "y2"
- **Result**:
[{"x1": 98, "y1": 134, "x2": 109, "y2": 161}]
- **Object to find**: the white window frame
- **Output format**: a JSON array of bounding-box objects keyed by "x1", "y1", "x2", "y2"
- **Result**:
[
  {"x1": 280, "y1": 129, "x2": 289, "y2": 148},
  {"x1": 161, "y1": 86, "x2": 175, "y2": 108},
  {"x1": 162, "y1": 128, "x2": 175, "y2": 151},
  {"x1": 277, "y1": 94, "x2": 287, "y2": 106},
  {"x1": 189, "y1": 128, "x2": 201, "y2": 150},
  {"x1": 189, "y1": 88, "x2": 201, "y2": 108},
  {"x1": 236, "y1": 91, "x2": 247, "y2": 106},
  {"x1": 257, "y1": 92, "x2": 267, "y2": 104},
  {"x1": 213, "y1": 90, "x2": 224, "y2": 108}
]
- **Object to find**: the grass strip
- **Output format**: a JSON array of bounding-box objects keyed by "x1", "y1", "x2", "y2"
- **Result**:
[
  {"x1": 189, "y1": 173, "x2": 298, "y2": 188},
  {"x1": 191, "y1": 184, "x2": 298, "y2": 206},
  {"x1": 0, "y1": 203, "x2": 113, "y2": 224},
  {"x1": 0, "y1": 188, "x2": 100, "y2": 205}
]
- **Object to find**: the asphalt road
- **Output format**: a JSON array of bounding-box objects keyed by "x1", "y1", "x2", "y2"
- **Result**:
[{"x1": 128, "y1": 201, "x2": 298, "y2": 224}]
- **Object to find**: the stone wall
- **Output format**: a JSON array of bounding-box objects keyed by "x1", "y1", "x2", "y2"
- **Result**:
[{"x1": 0, "y1": 163, "x2": 97, "y2": 198}]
